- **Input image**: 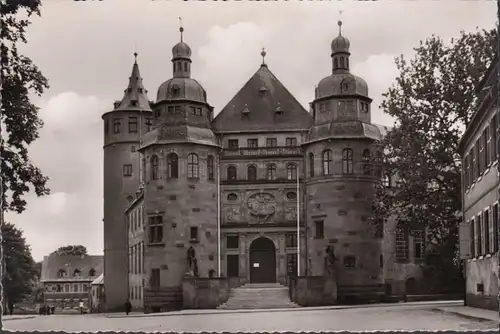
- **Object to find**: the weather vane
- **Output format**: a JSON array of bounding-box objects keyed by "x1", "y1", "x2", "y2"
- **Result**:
[
  {"x1": 261, "y1": 47, "x2": 267, "y2": 65},
  {"x1": 179, "y1": 17, "x2": 184, "y2": 42},
  {"x1": 338, "y1": 10, "x2": 344, "y2": 35}
]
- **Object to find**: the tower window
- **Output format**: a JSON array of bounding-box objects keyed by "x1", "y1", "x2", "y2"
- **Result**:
[
  {"x1": 287, "y1": 164, "x2": 297, "y2": 180},
  {"x1": 207, "y1": 155, "x2": 215, "y2": 180},
  {"x1": 266, "y1": 138, "x2": 277, "y2": 147},
  {"x1": 187, "y1": 153, "x2": 199, "y2": 179},
  {"x1": 360, "y1": 102, "x2": 369, "y2": 113},
  {"x1": 190, "y1": 106, "x2": 196, "y2": 115},
  {"x1": 227, "y1": 166, "x2": 237, "y2": 181},
  {"x1": 314, "y1": 220, "x2": 324, "y2": 239},
  {"x1": 174, "y1": 106, "x2": 181, "y2": 114},
  {"x1": 113, "y1": 119, "x2": 122, "y2": 134},
  {"x1": 341, "y1": 82, "x2": 349, "y2": 92},
  {"x1": 266, "y1": 164, "x2": 276, "y2": 180},
  {"x1": 128, "y1": 117, "x2": 138, "y2": 133},
  {"x1": 322, "y1": 149, "x2": 332, "y2": 176},
  {"x1": 104, "y1": 119, "x2": 109, "y2": 135},
  {"x1": 247, "y1": 139, "x2": 258, "y2": 148},
  {"x1": 190, "y1": 226, "x2": 199, "y2": 241},
  {"x1": 184, "y1": 62, "x2": 188, "y2": 72},
  {"x1": 346, "y1": 57, "x2": 350, "y2": 69},
  {"x1": 148, "y1": 216, "x2": 163, "y2": 244},
  {"x1": 362, "y1": 149, "x2": 371, "y2": 175},
  {"x1": 123, "y1": 164, "x2": 132, "y2": 177},
  {"x1": 167, "y1": 153, "x2": 179, "y2": 179},
  {"x1": 150, "y1": 155, "x2": 159, "y2": 181},
  {"x1": 176, "y1": 62, "x2": 182, "y2": 71},
  {"x1": 395, "y1": 223, "x2": 409, "y2": 262},
  {"x1": 334, "y1": 58, "x2": 338, "y2": 69},
  {"x1": 154, "y1": 109, "x2": 161, "y2": 118},
  {"x1": 342, "y1": 148, "x2": 353, "y2": 174},
  {"x1": 172, "y1": 85, "x2": 180, "y2": 97},
  {"x1": 247, "y1": 165, "x2": 257, "y2": 181},
  {"x1": 196, "y1": 107, "x2": 202, "y2": 116},
  {"x1": 343, "y1": 256, "x2": 356, "y2": 268},
  {"x1": 168, "y1": 106, "x2": 174, "y2": 114},
  {"x1": 309, "y1": 153, "x2": 315, "y2": 177},
  {"x1": 145, "y1": 118, "x2": 153, "y2": 132},
  {"x1": 340, "y1": 56, "x2": 345, "y2": 68},
  {"x1": 319, "y1": 103, "x2": 326, "y2": 113},
  {"x1": 228, "y1": 139, "x2": 239, "y2": 149}
]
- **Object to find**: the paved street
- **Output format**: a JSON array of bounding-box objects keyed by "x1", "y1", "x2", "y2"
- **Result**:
[{"x1": 3, "y1": 302, "x2": 499, "y2": 332}]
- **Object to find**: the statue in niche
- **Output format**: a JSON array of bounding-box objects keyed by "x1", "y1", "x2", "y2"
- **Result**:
[
  {"x1": 324, "y1": 245, "x2": 336, "y2": 276},
  {"x1": 186, "y1": 246, "x2": 199, "y2": 277}
]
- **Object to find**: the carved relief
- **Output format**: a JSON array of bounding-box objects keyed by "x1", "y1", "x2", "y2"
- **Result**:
[
  {"x1": 247, "y1": 192, "x2": 276, "y2": 222},
  {"x1": 285, "y1": 206, "x2": 297, "y2": 221},
  {"x1": 225, "y1": 206, "x2": 241, "y2": 222}
]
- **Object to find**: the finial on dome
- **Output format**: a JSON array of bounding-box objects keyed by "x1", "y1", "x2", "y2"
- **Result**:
[
  {"x1": 261, "y1": 47, "x2": 267, "y2": 66},
  {"x1": 133, "y1": 52, "x2": 138, "y2": 64},
  {"x1": 338, "y1": 20, "x2": 343, "y2": 36},
  {"x1": 179, "y1": 17, "x2": 184, "y2": 42}
]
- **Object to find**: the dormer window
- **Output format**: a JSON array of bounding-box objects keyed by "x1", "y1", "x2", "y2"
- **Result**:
[
  {"x1": 131, "y1": 100, "x2": 138, "y2": 107},
  {"x1": 275, "y1": 103, "x2": 282, "y2": 114},
  {"x1": 172, "y1": 85, "x2": 180, "y2": 97},
  {"x1": 138, "y1": 88, "x2": 143, "y2": 93},
  {"x1": 341, "y1": 82, "x2": 349, "y2": 92},
  {"x1": 242, "y1": 105, "x2": 250, "y2": 115},
  {"x1": 360, "y1": 102, "x2": 369, "y2": 113},
  {"x1": 319, "y1": 103, "x2": 326, "y2": 113}
]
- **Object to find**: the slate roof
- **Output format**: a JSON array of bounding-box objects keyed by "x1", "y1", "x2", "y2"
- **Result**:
[
  {"x1": 212, "y1": 64, "x2": 313, "y2": 132},
  {"x1": 41, "y1": 254, "x2": 103, "y2": 282},
  {"x1": 114, "y1": 54, "x2": 152, "y2": 112}
]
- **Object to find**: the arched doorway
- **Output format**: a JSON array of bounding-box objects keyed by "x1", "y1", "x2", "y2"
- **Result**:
[{"x1": 249, "y1": 237, "x2": 276, "y2": 283}]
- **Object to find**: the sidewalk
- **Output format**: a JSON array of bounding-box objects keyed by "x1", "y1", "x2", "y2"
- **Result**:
[
  {"x1": 106, "y1": 300, "x2": 463, "y2": 318},
  {"x1": 433, "y1": 305, "x2": 498, "y2": 322},
  {"x1": 3, "y1": 314, "x2": 37, "y2": 321}
]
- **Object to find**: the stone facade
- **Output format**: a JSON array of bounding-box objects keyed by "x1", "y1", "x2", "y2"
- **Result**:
[
  {"x1": 105, "y1": 24, "x2": 425, "y2": 312},
  {"x1": 458, "y1": 58, "x2": 499, "y2": 311}
]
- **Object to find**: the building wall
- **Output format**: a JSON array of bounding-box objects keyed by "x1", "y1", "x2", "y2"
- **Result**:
[
  {"x1": 142, "y1": 143, "x2": 220, "y2": 291},
  {"x1": 304, "y1": 139, "x2": 384, "y2": 290},
  {"x1": 128, "y1": 198, "x2": 146, "y2": 309},
  {"x1": 103, "y1": 110, "x2": 151, "y2": 311}
]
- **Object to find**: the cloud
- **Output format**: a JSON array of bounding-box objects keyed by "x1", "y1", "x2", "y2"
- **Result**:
[{"x1": 5, "y1": 92, "x2": 108, "y2": 261}]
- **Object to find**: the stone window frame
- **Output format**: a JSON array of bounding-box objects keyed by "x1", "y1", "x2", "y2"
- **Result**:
[
  {"x1": 167, "y1": 153, "x2": 179, "y2": 179},
  {"x1": 187, "y1": 153, "x2": 199, "y2": 179},
  {"x1": 395, "y1": 222, "x2": 409, "y2": 262},
  {"x1": 308, "y1": 153, "x2": 315, "y2": 177},
  {"x1": 113, "y1": 118, "x2": 122, "y2": 134},
  {"x1": 148, "y1": 215, "x2": 164, "y2": 245},
  {"x1": 322, "y1": 149, "x2": 332, "y2": 176},
  {"x1": 145, "y1": 118, "x2": 153, "y2": 132},
  {"x1": 266, "y1": 137, "x2": 278, "y2": 148},
  {"x1": 266, "y1": 163, "x2": 277, "y2": 180},
  {"x1": 362, "y1": 149, "x2": 371, "y2": 175},
  {"x1": 227, "y1": 165, "x2": 237, "y2": 181},
  {"x1": 207, "y1": 155, "x2": 215, "y2": 181},
  {"x1": 150, "y1": 155, "x2": 159, "y2": 181},
  {"x1": 247, "y1": 164, "x2": 257, "y2": 181},
  {"x1": 123, "y1": 164, "x2": 133, "y2": 177},
  {"x1": 286, "y1": 163, "x2": 297, "y2": 180},
  {"x1": 342, "y1": 148, "x2": 354, "y2": 174},
  {"x1": 128, "y1": 116, "x2": 138, "y2": 133},
  {"x1": 247, "y1": 138, "x2": 258, "y2": 148}
]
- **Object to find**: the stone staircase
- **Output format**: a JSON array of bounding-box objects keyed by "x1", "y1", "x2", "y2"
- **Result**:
[{"x1": 218, "y1": 283, "x2": 300, "y2": 310}]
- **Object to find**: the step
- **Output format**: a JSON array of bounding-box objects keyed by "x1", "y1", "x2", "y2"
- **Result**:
[{"x1": 217, "y1": 283, "x2": 299, "y2": 310}]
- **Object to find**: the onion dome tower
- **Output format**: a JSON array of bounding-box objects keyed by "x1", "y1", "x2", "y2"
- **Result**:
[{"x1": 102, "y1": 53, "x2": 152, "y2": 311}]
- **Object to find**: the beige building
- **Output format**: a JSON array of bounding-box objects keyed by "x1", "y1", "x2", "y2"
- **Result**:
[
  {"x1": 40, "y1": 254, "x2": 103, "y2": 312},
  {"x1": 104, "y1": 22, "x2": 424, "y2": 312},
  {"x1": 458, "y1": 58, "x2": 499, "y2": 311}
]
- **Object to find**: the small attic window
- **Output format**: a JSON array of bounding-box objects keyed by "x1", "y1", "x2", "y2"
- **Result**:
[
  {"x1": 275, "y1": 103, "x2": 282, "y2": 114},
  {"x1": 138, "y1": 88, "x2": 143, "y2": 93},
  {"x1": 242, "y1": 105, "x2": 250, "y2": 115},
  {"x1": 172, "y1": 85, "x2": 180, "y2": 97},
  {"x1": 341, "y1": 82, "x2": 349, "y2": 92},
  {"x1": 131, "y1": 100, "x2": 138, "y2": 107},
  {"x1": 259, "y1": 86, "x2": 268, "y2": 93}
]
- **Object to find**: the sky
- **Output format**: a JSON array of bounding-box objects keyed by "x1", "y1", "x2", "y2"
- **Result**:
[{"x1": 6, "y1": 0, "x2": 497, "y2": 261}]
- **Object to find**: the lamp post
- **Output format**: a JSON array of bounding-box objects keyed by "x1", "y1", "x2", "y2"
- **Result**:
[{"x1": 496, "y1": 0, "x2": 500, "y2": 325}]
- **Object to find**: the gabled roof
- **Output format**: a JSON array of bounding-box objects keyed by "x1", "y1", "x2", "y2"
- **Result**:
[
  {"x1": 114, "y1": 54, "x2": 152, "y2": 112},
  {"x1": 41, "y1": 254, "x2": 103, "y2": 282},
  {"x1": 212, "y1": 64, "x2": 312, "y2": 132}
]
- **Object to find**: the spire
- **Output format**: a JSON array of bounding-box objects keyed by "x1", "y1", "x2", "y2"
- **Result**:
[
  {"x1": 114, "y1": 53, "x2": 151, "y2": 111},
  {"x1": 261, "y1": 48, "x2": 267, "y2": 67},
  {"x1": 179, "y1": 17, "x2": 184, "y2": 42}
]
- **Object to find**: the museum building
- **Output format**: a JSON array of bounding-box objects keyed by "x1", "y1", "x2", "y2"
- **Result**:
[{"x1": 102, "y1": 22, "x2": 425, "y2": 312}]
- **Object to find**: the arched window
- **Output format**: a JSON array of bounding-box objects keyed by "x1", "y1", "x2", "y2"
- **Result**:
[
  {"x1": 88, "y1": 268, "x2": 96, "y2": 277},
  {"x1": 167, "y1": 153, "x2": 179, "y2": 179},
  {"x1": 247, "y1": 165, "x2": 257, "y2": 181},
  {"x1": 73, "y1": 284, "x2": 78, "y2": 292},
  {"x1": 342, "y1": 148, "x2": 353, "y2": 174},
  {"x1": 287, "y1": 164, "x2": 297, "y2": 180},
  {"x1": 56, "y1": 284, "x2": 62, "y2": 292},
  {"x1": 57, "y1": 269, "x2": 66, "y2": 278},
  {"x1": 322, "y1": 150, "x2": 332, "y2": 176},
  {"x1": 266, "y1": 164, "x2": 277, "y2": 180},
  {"x1": 308, "y1": 153, "x2": 315, "y2": 177},
  {"x1": 64, "y1": 284, "x2": 69, "y2": 292},
  {"x1": 227, "y1": 166, "x2": 237, "y2": 181},
  {"x1": 362, "y1": 149, "x2": 371, "y2": 175},
  {"x1": 340, "y1": 56, "x2": 345, "y2": 68},
  {"x1": 176, "y1": 62, "x2": 182, "y2": 71},
  {"x1": 334, "y1": 58, "x2": 338, "y2": 69},
  {"x1": 73, "y1": 269, "x2": 81, "y2": 277},
  {"x1": 395, "y1": 223, "x2": 409, "y2": 262},
  {"x1": 183, "y1": 62, "x2": 188, "y2": 72},
  {"x1": 207, "y1": 155, "x2": 214, "y2": 180},
  {"x1": 187, "y1": 153, "x2": 199, "y2": 179},
  {"x1": 150, "y1": 155, "x2": 159, "y2": 180}
]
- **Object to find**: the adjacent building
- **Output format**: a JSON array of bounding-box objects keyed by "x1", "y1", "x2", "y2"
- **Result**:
[
  {"x1": 40, "y1": 254, "x2": 103, "y2": 312},
  {"x1": 458, "y1": 57, "x2": 499, "y2": 310},
  {"x1": 104, "y1": 22, "x2": 425, "y2": 312}
]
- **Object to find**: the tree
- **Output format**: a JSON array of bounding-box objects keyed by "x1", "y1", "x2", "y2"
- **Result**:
[
  {"x1": 372, "y1": 29, "x2": 496, "y2": 289},
  {"x1": 52, "y1": 245, "x2": 88, "y2": 257},
  {"x1": 2, "y1": 222, "x2": 37, "y2": 311},
  {"x1": 1, "y1": 0, "x2": 49, "y2": 214}
]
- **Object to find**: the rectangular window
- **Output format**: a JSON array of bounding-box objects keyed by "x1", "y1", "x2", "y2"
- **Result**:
[
  {"x1": 128, "y1": 117, "x2": 138, "y2": 133},
  {"x1": 123, "y1": 164, "x2": 132, "y2": 177},
  {"x1": 464, "y1": 154, "x2": 470, "y2": 190},
  {"x1": 413, "y1": 230, "x2": 424, "y2": 260},
  {"x1": 492, "y1": 115, "x2": 498, "y2": 161},
  {"x1": 472, "y1": 144, "x2": 477, "y2": 181},
  {"x1": 145, "y1": 118, "x2": 153, "y2": 132},
  {"x1": 113, "y1": 119, "x2": 122, "y2": 134},
  {"x1": 478, "y1": 139, "x2": 484, "y2": 176},
  {"x1": 247, "y1": 139, "x2": 258, "y2": 148},
  {"x1": 228, "y1": 139, "x2": 239, "y2": 149},
  {"x1": 190, "y1": 226, "x2": 198, "y2": 241},
  {"x1": 148, "y1": 216, "x2": 163, "y2": 244},
  {"x1": 266, "y1": 138, "x2": 277, "y2": 147},
  {"x1": 470, "y1": 218, "x2": 475, "y2": 258},
  {"x1": 343, "y1": 255, "x2": 356, "y2": 268},
  {"x1": 286, "y1": 253, "x2": 297, "y2": 276},
  {"x1": 226, "y1": 235, "x2": 239, "y2": 249},
  {"x1": 285, "y1": 233, "x2": 298, "y2": 248},
  {"x1": 485, "y1": 125, "x2": 491, "y2": 165},
  {"x1": 227, "y1": 254, "x2": 239, "y2": 277},
  {"x1": 476, "y1": 215, "x2": 482, "y2": 256},
  {"x1": 190, "y1": 106, "x2": 196, "y2": 115},
  {"x1": 104, "y1": 119, "x2": 109, "y2": 135},
  {"x1": 150, "y1": 268, "x2": 160, "y2": 290},
  {"x1": 174, "y1": 106, "x2": 181, "y2": 114},
  {"x1": 482, "y1": 131, "x2": 488, "y2": 170},
  {"x1": 314, "y1": 220, "x2": 324, "y2": 239},
  {"x1": 319, "y1": 103, "x2": 326, "y2": 113},
  {"x1": 196, "y1": 107, "x2": 202, "y2": 116},
  {"x1": 167, "y1": 106, "x2": 174, "y2": 114},
  {"x1": 286, "y1": 138, "x2": 297, "y2": 147},
  {"x1": 484, "y1": 209, "x2": 490, "y2": 254},
  {"x1": 493, "y1": 204, "x2": 499, "y2": 253}
]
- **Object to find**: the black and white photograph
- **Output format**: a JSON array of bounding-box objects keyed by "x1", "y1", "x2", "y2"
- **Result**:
[{"x1": 0, "y1": 0, "x2": 499, "y2": 332}]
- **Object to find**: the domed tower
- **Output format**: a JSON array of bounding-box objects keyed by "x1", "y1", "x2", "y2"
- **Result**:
[
  {"x1": 102, "y1": 53, "x2": 153, "y2": 311},
  {"x1": 303, "y1": 21, "x2": 385, "y2": 302},
  {"x1": 139, "y1": 26, "x2": 220, "y2": 307}
]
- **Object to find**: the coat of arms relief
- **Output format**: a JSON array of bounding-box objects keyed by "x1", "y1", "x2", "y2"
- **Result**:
[{"x1": 247, "y1": 192, "x2": 277, "y2": 223}]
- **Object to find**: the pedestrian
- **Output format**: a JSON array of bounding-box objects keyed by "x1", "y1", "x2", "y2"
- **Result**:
[
  {"x1": 124, "y1": 299, "x2": 132, "y2": 316},
  {"x1": 51, "y1": 306, "x2": 55, "y2": 314},
  {"x1": 8, "y1": 302, "x2": 13, "y2": 316},
  {"x1": 79, "y1": 301, "x2": 84, "y2": 314}
]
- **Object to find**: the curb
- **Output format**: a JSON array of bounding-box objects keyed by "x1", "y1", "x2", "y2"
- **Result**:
[
  {"x1": 106, "y1": 301, "x2": 463, "y2": 319},
  {"x1": 431, "y1": 308, "x2": 497, "y2": 323},
  {"x1": 3, "y1": 316, "x2": 37, "y2": 322}
]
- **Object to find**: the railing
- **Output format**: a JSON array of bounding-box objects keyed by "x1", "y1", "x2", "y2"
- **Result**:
[{"x1": 221, "y1": 146, "x2": 302, "y2": 158}]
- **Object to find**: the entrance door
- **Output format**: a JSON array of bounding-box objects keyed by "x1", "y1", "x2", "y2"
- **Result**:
[{"x1": 249, "y1": 237, "x2": 276, "y2": 283}]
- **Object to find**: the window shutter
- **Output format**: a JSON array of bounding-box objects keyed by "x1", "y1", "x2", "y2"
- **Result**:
[{"x1": 459, "y1": 221, "x2": 472, "y2": 260}]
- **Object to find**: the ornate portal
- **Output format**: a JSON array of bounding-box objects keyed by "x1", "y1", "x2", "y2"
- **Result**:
[{"x1": 247, "y1": 192, "x2": 276, "y2": 222}]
